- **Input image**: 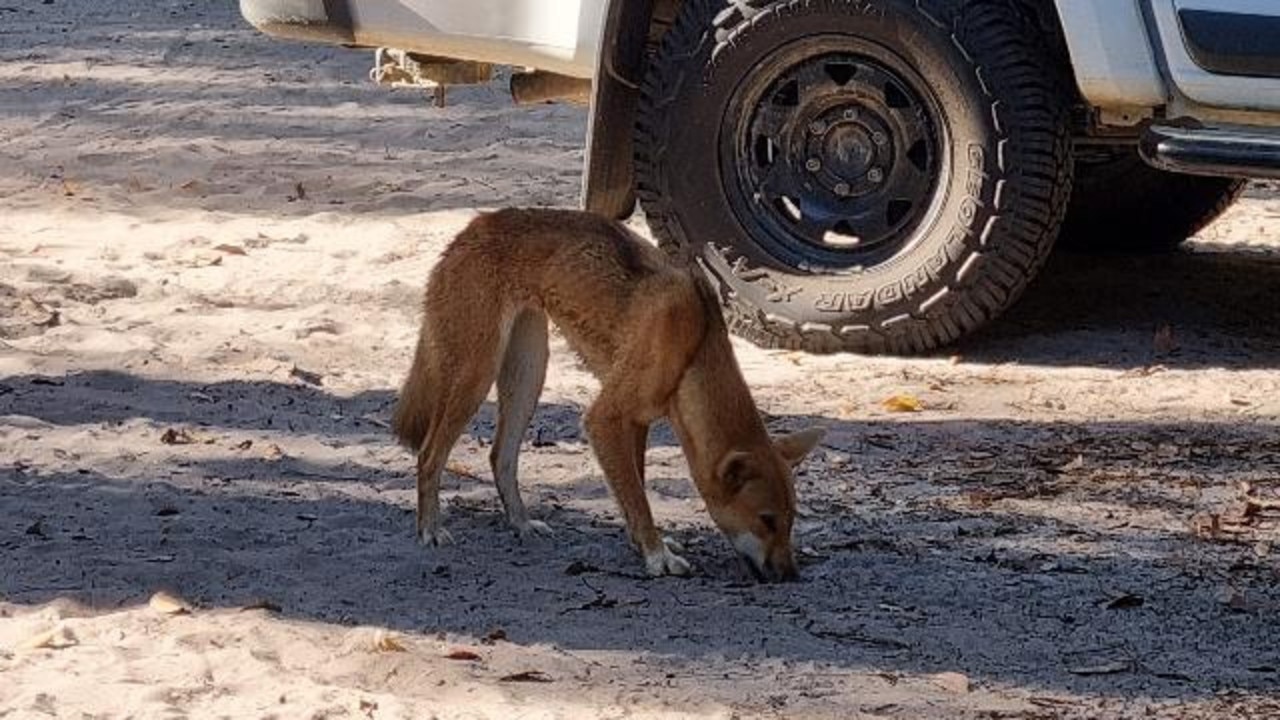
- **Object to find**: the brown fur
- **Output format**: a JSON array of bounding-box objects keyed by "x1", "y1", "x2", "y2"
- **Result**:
[{"x1": 393, "y1": 208, "x2": 824, "y2": 580}]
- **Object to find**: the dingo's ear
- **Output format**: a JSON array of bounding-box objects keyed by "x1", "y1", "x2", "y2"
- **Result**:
[
  {"x1": 716, "y1": 450, "x2": 754, "y2": 494},
  {"x1": 774, "y1": 427, "x2": 826, "y2": 467}
]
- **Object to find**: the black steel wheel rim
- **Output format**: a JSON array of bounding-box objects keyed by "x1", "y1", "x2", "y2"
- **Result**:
[{"x1": 721, "y1": 37, "x2": 947, "y2": 272}]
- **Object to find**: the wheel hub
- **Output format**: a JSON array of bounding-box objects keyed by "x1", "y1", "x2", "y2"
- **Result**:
[
  {"x1": 803, "y1": 105, "x2": 894, "y2": 198},
  {"x1": 724, "y1": 46, "x2": 943, "y2": 269}
]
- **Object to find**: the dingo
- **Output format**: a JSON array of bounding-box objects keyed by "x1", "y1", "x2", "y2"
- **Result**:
[{"x1": 393, "y1": 209, "x2": 823, "y2": 581}]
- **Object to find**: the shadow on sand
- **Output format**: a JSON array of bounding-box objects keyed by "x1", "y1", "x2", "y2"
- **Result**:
[{"x1": 3, "y1": 371, "x2": 1279, "y2": 702}]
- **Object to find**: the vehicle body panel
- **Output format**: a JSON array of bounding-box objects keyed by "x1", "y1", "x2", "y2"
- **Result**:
[
  {"x1": 239, "y1": 0, "x2": 602, "y2": 77},
  {"x1": 1153, "y1": 0, "x2": 1280, "y2": 113},
  {"x1": 241, "y1": 0, "x2": 1280, "y2": 115},
  {"x1": 1052, "y1": 0, "x2": 1168, "y2": 110}
]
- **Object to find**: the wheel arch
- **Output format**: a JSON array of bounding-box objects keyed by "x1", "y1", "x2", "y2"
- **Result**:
[
  {"x1": 1049, "y1": 0, "x2": 1168, "y2": 111},
  {"x1": 582, "y1": 0, "x2": 657, "y2": 219}
]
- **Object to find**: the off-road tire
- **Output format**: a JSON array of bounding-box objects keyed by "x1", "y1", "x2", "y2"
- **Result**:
[
  {"x1": 1058, "y1": 147, "x2": 1247, "y2": 253},
  {"x1": 635, "y1": 0, "x2": 1073, "y2": 354}
]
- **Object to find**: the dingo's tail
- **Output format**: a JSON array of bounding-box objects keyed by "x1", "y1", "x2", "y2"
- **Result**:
[{"x1": 392, "y1": 336, "x2": 433, "y2": 450}]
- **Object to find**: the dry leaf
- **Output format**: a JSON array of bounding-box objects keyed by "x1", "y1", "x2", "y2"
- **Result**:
[
  {"x1": 499, "y1": 670, "x2": 554, "y2": 683},
  {"x1": 289, "y1": 366, "x2": 323, "y2": 386},
  {"x1": 1068, "y1": 660, "x2": 1129, "y2": 676},
  {"x1": 240, "y1": 599, "x2": 282, "y2": 613},
  {"x1": 445, "y1": 461, "x2": 480, "y2": 480},
  {"x1": 444, "y1": 647, "x2": 481, "y2": 661},
  {"x1": 213, "y1": 244, "x2": 247, "y2": 256},
  {"x1": 19, "y1": 630, "x2": 56, "y2": 650},
  {"x1": 295, "y1": 319, "x2": 341, "y2": 339},
  {"x1": 233, "y1": 439, "x2": 253, "y2": 451},
  {"x1": 1153, "y1": 324, "x2": 1179, "y2": 355},
  {"x1": 1246, "y1": 495, "x2": 1280, "y2": 512},
  {"x1": 160, "y1": 427, "x2": 196, "y2": 445},
  {"x1": 881, "y1": 394, "x2": 923, "y2": 413},
  {"x1": 261, "y1": 443, "x2": 285, "y2": 461},
  {"x1": 1057, "y1": 455, "x2": 1085, "y2": 473},
  {"x1": 148, "y1": 591, "x2": 190, "y2": 615},
  {"x1": 964, "y1": 490, "x2": 999, "y2": 508},
  {"x1": 930, "y1": 671, "x2": 970, "y2": 693},
  {"x1": 1221, "y1": 501, "x2": 1260, "y2": 529},
  {"x1": 1191, "y1": 512, "x2": 1222, "y2": 539},
  {"x1": 1105, "y1": 593, "x2": 1144, "y2": 610},
  {"x1": 1029, "y1": 697, "x2": 1074, "y2": 708},
  {"x1": 1121, "y1": 364, "x2": 1167, "y2": 378},
  {"x1": 1217, "y1": 587, "x2": 1250, "y2": 612},
  {"x1": 19, "y1": 626, "x2": 77, "y2": 651},
  {"x1": 373, "y1": 632, "x2": 407, "y2": 652}
]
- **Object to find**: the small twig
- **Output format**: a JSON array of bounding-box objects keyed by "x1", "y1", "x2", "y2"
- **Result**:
[
  {"x1": 800, "y1": 620, "x2": 910, "y2": 651},
  {"x1": 282, "y1": 466, "x2": 368, "y2": 483}
]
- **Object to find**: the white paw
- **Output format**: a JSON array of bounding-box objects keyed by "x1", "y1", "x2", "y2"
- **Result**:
[
  {"x1": 513, "y1": 519, "x2": 554, "y2": 539},
  {"x1": 644, "y1": 545, "x2": 692, "y2": 577},
  {"x1": 662, "y1": 536, "x2": 685, "y2": 554},
  {"x1": 418, "y1": 525, "x2": 454, "y2": 547}
]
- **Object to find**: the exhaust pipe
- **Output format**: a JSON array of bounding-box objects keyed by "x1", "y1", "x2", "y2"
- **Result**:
[{"x1": 510, "y1": 71, "x2": 592, "y2": 105}]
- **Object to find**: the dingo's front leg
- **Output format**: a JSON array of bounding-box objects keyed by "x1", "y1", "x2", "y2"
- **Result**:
[{"x1": 584, "y1": 408, "x2": 690, "y2": 577}]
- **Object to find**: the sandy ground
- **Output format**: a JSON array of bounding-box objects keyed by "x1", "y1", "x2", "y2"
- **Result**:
[{"x1": 3, "y1": 2, "x2": 1280, "y2": 718}]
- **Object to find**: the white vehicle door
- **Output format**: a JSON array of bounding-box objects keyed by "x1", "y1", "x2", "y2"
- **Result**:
[{"x1": 1150, "y1": 0, "x2": 1280, "y2": 112}]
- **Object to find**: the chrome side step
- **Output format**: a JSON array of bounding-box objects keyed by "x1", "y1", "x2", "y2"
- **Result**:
[{"x1": 1140, "y1": 124, "x2": 1280, "y2": 180}]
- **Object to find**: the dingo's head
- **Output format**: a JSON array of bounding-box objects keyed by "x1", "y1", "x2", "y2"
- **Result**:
[{"x1": 707, "y1": 427, "x2": 825, "y2": 583}]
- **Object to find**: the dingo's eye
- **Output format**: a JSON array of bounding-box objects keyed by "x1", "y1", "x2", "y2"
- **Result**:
[{"x1": 759, "y1": 513, "x2": 779, "y2": 533}]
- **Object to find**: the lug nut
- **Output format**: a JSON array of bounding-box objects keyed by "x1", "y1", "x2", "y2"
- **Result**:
[
  {"x1": 842, "y1": 108, "x2": 858, "y2": 121},
  {"x1": 809, "y1": 120, "x2": 827, "y2": 135},
  {"x1": 872, "y1": 131, "x2": 887, "y2": 145},
  {"x1": 805, "y1": 158, "x2": 822, "y2": 172},
  {"x1": 834, "y1": 182, "x2": 851, "y2": 196},
  {"x1": 867, "y1": 168, "x2": 884, "y2": 183}
]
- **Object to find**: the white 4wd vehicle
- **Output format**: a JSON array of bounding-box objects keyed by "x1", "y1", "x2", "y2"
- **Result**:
[{"x1": 241, "y1": 0, "x2": 1280, "y2": 353}]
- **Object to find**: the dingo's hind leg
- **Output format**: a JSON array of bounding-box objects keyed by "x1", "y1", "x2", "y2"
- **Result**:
[
  {"x1": 491, "y1": 309, "x2": 552, "y2": 539},
  {"x1": 415, "y1": 318, "x2": 503, "y2": 547}
]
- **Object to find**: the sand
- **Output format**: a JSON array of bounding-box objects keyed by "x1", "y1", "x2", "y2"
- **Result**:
[{"x1": 2, "y1": 2, "x2": 1280, "y2": 718}]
